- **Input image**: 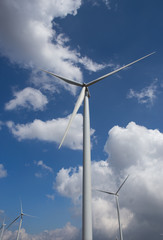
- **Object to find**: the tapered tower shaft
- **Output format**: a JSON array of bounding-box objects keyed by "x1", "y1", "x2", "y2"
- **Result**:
[
  {"x1": 82, "y1": 89, "x2": 92, "y2": 240},
  {"x1": 115, "y1": 195, "x2": 123, "y2": 240},
  {"x1": 16, "y1": 216, "x2": 22, "y2": 240}
]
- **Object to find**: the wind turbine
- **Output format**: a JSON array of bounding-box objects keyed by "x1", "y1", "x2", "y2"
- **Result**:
[
  {"x1": 0, "y1": 220, "x2": 6, "y2": 240},
  {"x1": 6, "y1": 202, "x2": 34, "y2": 240},
  {"x1": 97, "y1": 175, "x2": 129, "y2": 240},
  {"x1": 42, "y1": 52, "x2": 154, "y2": 240}
]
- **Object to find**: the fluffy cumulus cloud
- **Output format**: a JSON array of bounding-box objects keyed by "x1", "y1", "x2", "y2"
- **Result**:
[
  {"x1": 3, "y1": 121, "x2": 163, "y2": 239},
  {"x1": 0, "y1": 0, "x2": 107, "y2": 94},
  {"x1": 5, "y1": 87, "x2": 48, "y2": 111},
  {"x1": 53, "y1": 121, "x2": 163, "y2": 240},
  {"x1": 55, "y1": 165, "x2": 83, "y2": 204},
  {"x1": 55, "y1": 160, "x2": 133, "y2": 239},
  {"x1": 3, "y1": 223, "x2": 79, "y2": 240},
  {"x1": 0, "y1": 164, "x2": 7, "y2": 178},
  {"x1": 127, "y1": 79, "x2": 158, "y2": 106},
  {"x1": 55, "y1": 160, "x2": 115, "y2": 203},
  {"x1": 104, "y1": 121, "x2": 163, "y2": 173},
  {"x1": 104, "y1": 122, "x2": 163, "y2": 239},
  {"x1": 6, "y1": 113, "x2": 95, "y2": 150}
]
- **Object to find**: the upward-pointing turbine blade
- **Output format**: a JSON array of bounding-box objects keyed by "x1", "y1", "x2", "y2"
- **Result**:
[
  {"x1": 59, "y1": 86, "x2": 86, "y2": 149},
  {"x1": 87, "y1": 52, "x2": 155, "y2": 87},
  {"x1": 97, "y1": 189, "x2": 116, "y2": 195},
  {"x1": 116, "y1": 175, "x2": 129, "y2": 195},
  {"x1": 6, "y1": 215, "x2": 20, "y2": 230},
  {"x1": 20, "y1": 200, "x2": 23, "y2": 214},
  {"x1": 41, "y1": 69, "x2": 83, "y2": 87}
]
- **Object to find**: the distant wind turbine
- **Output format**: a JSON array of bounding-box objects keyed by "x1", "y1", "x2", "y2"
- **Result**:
[
  {"x1": 97, "y1": 175, "x2": 129, "y2": 240},
  {"x1": 6, "y1": 202, "x2": 35, "y2": 240},
  {"x1": 42, "y1": 52, "x2": 154, "y2": 240},
  {"x1": 0, "y1": 220, "x2": 6, "y2": 240}
]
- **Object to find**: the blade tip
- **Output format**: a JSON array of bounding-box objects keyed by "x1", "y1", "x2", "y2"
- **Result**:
[
  {"x1": 58, "y1": 142, "x2": 63, "y2": 149},
  {"x1": 150, "y1": 51, "x2": 156, "y2": 55}
]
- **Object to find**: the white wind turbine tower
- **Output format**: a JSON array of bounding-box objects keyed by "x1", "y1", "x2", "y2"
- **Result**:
[
  {"x1": 98, "y1": 175, "x2": 129, "y2": 240},
  {"x1": 6, "y1": 202, "x2": 34, "y2": 240},
  {"x1": 0, "y1": 219, "x2": 6, "y2": 240},
  {"x1": 42, "y1": 52, "x2": 154, "y2": 240}
]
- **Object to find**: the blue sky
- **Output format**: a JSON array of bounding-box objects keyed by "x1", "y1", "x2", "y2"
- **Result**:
[{"x1": 0, "y1": 0, "x2": 163, "y2": 239}]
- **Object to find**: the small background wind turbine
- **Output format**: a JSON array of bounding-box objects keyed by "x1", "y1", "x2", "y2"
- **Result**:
[
  {"x1": 0, "y1": 220, "x2": 6, "y2": 240},
  {"x1": 6, "y1": 202, "x2": 35, "y2": 240},
  {"x1": 97, "y1": 175, "x2": 129, "y2": 240},
  {"x1": 42, "y1": 52, "x2": 154, "y2": 240}
]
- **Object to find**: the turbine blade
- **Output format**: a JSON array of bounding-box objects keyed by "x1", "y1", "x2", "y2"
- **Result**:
[
  {"x1": 116, "y1": 175, "x2": 129, "y2": 194},
  {"x1": 20, "y1": 200, "x2": 23, "y2": 214},
  {"x1": 41, "y1": 69, "x2": 83, "y2": 87},
  {"x1": 59, "y1": 87, "x2": 86, "y2": 149},
  {"x1": 97, "y1": 189, "x2": 115, "y2": 195},
  {"x1": 23, "y1": 213, "x2": 37, "y2": 218},
  {"x1": 6, "y1": 215, "x2": 20, "y2": 229},
  {"x1": 87, "y1": 52, "x2": 155, "y2": 87}
]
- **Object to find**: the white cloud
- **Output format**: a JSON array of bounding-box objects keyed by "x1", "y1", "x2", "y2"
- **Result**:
[
  {"x1": 54, "y1": 160, "x2": 133, "y2": 238},
  {"x1": 79, "y1": 57, "x2": 108, "y2": 72},
  {"x1": 37, "y1": 222, "x2": 79, "y2": 240},
  {"x1": 53, "y1": 121, "x2": 163, "y2": 239},
  {"x1": 104, "y1": 121, "x2": 163, "y2": 173},
  {"x1": 5, "y1": 87, "x2": 48, "y2": 111},
  {"x1": 90, "y1": 0, "x2": 111, "y2": 9},
  {"x1": 92, "y1": 197, "x2": 133, "y2": 239},
  {"x1": 104, "y1": 121, "x2": 163, "y2": 237},
  {"x1": 127, "y1": 79, "x2": 158, "y2": 106},
  {"x1": 3, "y1": 121, "x2": 163, "y2": 239},
  {"x1": 55, "y1": 160, "x2": 116, "y2": 203},
  {"x1": 102, "y1": 0, "x2": 111, "y2": 9},
  {"x1": 34, "y1": 172, "x2": 43, "y2": 178},
  {"x1": 0, "y1": 209, "x2": 4, "y2": 215},
  {"x1": 37, "y1": 160, "x2": 53, "y2": 173},
  {"x1": 0, "y1": 0, "x2": 107, "y2": 94},
  {"x1": 3, "y1": 224, "x2": 79, "y2": 240},
  {"x1": 55, "y1": 166, "x2": 83, "y2": 204},
  {"x1": 6, "y1": 113, "x2": 95, "y2": 150},
  {"x1": 34, "y1": 160, "x2": 53, "y2": 178},
  {"x1": 0, "y1": 164, "x2": 7, "y2": 178},
  {"x1": 46, "y1": 194, "x2": 55, "y2": 200}
]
